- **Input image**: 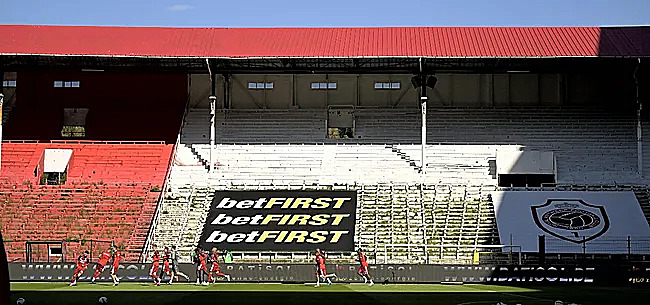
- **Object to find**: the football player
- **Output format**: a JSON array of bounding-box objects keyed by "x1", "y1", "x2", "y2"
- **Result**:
[
  {"x1": 90, "y1": 247, "x2": 113, "y2": 284},
  {"x1": 69, "y1": 250, "x2": 90, "y2": 286},
  {"x1": 357, "y1": 248, "x2": 374, "y2": 286},
  {"x1": 150, "y1": 244, "x2": 161, "y2": 286},
  {"x1": 169, "y1": 245, "x2": 190, "y2": 283},
  {"x1": 110, "y1": 247, "x2": 122, "y2": 286},
  {"x1": 207, "y1": 248, "x2": 231, "y2": 283},
  {"x1": 314, "y1": 249, "x2": 337, "y2": 287}
]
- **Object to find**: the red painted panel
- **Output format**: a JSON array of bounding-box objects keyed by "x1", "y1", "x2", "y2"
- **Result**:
[{"x1": 0, "y1": 25, "x2": 649, "y2": 58}]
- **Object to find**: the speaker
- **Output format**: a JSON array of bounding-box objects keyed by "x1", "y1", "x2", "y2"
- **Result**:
[
  {"x1": 426, "y1": 75, "x2": 438, "y2": 89},
  {"x1": 0, "y1": 231, "x2": 9, "y2": 304},
  {"x1": 411, "y1": 75, "x2": 438, "y2": 89},
  {"x1": 411, "y1": 75, "x2": 423, "y2": 88}
]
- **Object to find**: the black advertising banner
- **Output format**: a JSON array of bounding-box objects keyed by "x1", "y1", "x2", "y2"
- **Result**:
[
  {"x1": 10, "y1": 263, "x2": 641, "y2": 285},
  {"x1": 198, "y1": 191, "x2": 357, "y2": 251}
]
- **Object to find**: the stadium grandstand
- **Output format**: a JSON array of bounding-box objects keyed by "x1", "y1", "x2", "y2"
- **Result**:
[{"x1": 1, "y1": 24, "x2": 650, "y2": 268}]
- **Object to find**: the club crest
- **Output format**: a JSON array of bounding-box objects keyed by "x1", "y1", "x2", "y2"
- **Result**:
[{"x1": 531, "y1": 199, "x2": 609, "y2": 243}]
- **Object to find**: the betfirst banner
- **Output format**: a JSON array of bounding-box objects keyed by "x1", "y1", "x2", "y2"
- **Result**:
[
  {"x1": 198, "y1": 191, "x2": 357, "y2": 251},
  {"x1": 492, "y1": 191, "x2": 650, "y2": 253}
]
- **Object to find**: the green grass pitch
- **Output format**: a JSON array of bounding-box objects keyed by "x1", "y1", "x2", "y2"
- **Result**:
[{"x1": 10, "y1": 282, "x2": 650, "y2": 305}]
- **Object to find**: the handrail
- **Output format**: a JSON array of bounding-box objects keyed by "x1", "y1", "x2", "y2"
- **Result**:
[
  {"x1": 139, "y1": 136, "x2": 179, "y2": 263},
  {"x1": 49, "y1": 140, "x2": 165, "y2": 145},
  {"x1": 140, "y1": 95, "x2": 192, "y2": 262},
  {"x1": 2, "y1": 140, "x2": 40, "y2": 143},
  {"x1": 2, "y1": 140, "x2": 167, "y2": 144}
]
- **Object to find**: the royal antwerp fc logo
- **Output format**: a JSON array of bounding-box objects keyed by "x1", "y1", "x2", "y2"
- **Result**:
[{"x1": 531, "y1": 199, "x2": 610, "y2": 243}]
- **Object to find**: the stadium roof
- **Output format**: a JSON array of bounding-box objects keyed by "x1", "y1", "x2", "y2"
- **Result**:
[{"x1": 1, "y1": 25, "x2": 649, "y2": 59}]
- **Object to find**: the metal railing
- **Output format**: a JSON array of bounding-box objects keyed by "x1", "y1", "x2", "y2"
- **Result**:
[
  {"x1": 4, "y1": 239, "x2": 113, "y2": 263},
  {"x1": 140, "y1": 98, "x2": 193, "y2": 262},
  {"x1": 49, "y1": 140, "x2": 166, "y2": 145},
  {"x1": 175, "y1": 244, "x2": 522, "y2": 265},
  {"x1": 140, "y1": 136, "x2": 180, "y2": 262},
  {"x1": 376, "y1": 243, "x2": 522, "y2": 265}
]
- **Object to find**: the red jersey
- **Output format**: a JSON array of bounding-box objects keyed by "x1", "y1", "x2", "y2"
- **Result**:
[
  {"x1": 210, "y1": 252, "x2": 219, "y2": 264},
  {"x1": 199, "y1": 251, "x2": 208, "y2": 265},
  {"x1": 112, "y1": 251, "x2": 122, "y2": 267},
  {"x1": 151, "y1": 250, "x2": 160, "y2": 263},
  {"x1": 76, "y1": 255, "x2": 89, "y2": 269},
  {"x1": 97, "y1": 251, "x2": 111, "y2": 266},
  {"x1": 359, "y1": 253, "x2": 368, "y2": 267},
  {"x1": 163, "y1": 251, "x2": 171, "y2": 262},
  {"x1": 315, "y1": 253, "x2": 325, "y2": 267}
]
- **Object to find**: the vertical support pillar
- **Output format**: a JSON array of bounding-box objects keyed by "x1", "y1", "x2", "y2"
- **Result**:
[
  {"x1": 224, "y1": 74, "x2": 232, "y2": 109},
  {"x1": 418, "y1": 57, "x2": 427, "y2": 174},
  {"x1": 421, "y1": 88, "x2": 427, "y2": 174},
  {"x1": 633, "y1": 58, "x2": 643, "y2": 176},
  {"x1": 222, "y1": 74, "x2": 227, "y2": 109},
  {"x1": 0, "y1": 94, "x2": 3, "y2": 170},
  {"x1": 291, "y1": 74, "x2": 296, "y2": 108},
  {"x1": 209, "y1": 96, "x2": 216, "y2": 173},
  {"x1": 638, "y1": 102, "x2": 643, "y2": 176}
]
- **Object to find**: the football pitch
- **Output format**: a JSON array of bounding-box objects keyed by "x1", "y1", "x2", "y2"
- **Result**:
[{"x1": 10, "y1": 282, "x2": 650, "y2": 305}]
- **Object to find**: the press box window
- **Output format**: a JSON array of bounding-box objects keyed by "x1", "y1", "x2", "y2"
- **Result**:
[
  {"x1": 248, "y1": 82, "x2": 274, "y2": 89},
  {"x1": 61, "y1": 108, "x2": 89, "y2": 138},
  {"x1": 2, "y1": 80, "x2": 16, "y2": 87},
  {"x1": 311, "y1": 82, "x2": 337, "y2": 90},
  {"x1": 54, "y1": 81, "x2": 80, "y2": 88},
  {"x1": 374, "y1": 82, "x2": 400, "y2": 89}
]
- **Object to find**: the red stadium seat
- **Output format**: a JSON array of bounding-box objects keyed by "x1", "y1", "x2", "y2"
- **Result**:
[{"x1": 0, "y1": 142, "x2": 173, "y2": 262}]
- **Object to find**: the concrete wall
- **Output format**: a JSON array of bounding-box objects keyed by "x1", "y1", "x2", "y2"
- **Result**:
[
  {"x1": 189, "y1": 73, "x2": 585, "y2": 109},
  {"x1": 189, "y1": 70, "x2": 638, "y2": 110}
]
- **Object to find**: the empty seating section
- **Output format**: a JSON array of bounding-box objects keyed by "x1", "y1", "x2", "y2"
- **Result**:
[
  {"x1": 180, "y1": 107, "x2": 639, "y2": 185},
  {"x1": 393, "y1": 144, "x2": 503, "y2": 184},
  {"x1": 151, "y1": 183, "x2": 498, "y2": 264},
  {"x1": 0, "y1": 142, "x2": 174, "y2": 262},
  {"x1": 180, "y1": 111, "x2": 211, "y2": 145},
  {"x1": 357, "y1": 184, "x2": 427, "y2": 263},
  {"x1": 0, "y1": 183, "x2": 159, "y2": 262},
  {"x1": 149, "y1": 106, "x2": 644, "y2": 263},
  {"x1": 180, "y1": 144, "x2": 499, "y2": 186},
  {"x1": 425, "y1": 108, "x2": 638, "y2": 184},
  {"x1": 181, "y1": 109, "x2": 327, "y2": 144},
  {"x1": 66, "y1": 144, "x2": 173, "y2": 184},
  {"x1": 152, "y1": 186, "x2": 215, "y2": 262},
  {"x1": 0, "y1": 143, "x2": 41, "y2": 183},
  {"x1": 0, "y1": 143, "x2": 173, "y2": 185},
  {"x1": 192, "y1": 144, "x2": 429, "y2": 185},
  {"x1": 354, "y1": 109, "x2": 420, "y2": 143},
  {"x1": 421, "y1": 185, "x2": 499, "y2": 263},
  {"x1": 356, "y1": 108, "x2": 638, "y2": 184},
  {"x1": 356, "y1": 184, "x2": 498, "y2": 263}
]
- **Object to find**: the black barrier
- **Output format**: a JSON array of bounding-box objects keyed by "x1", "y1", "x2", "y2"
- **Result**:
[
  {"x1": 0, "y1": 232, "x2": 9, "y2": 305},
  {"x1": 9, "y1": 262, "x2": 650, "y2": 285},
  {"x1": 198, "y1": 191, "x2": 357, "y2": 251}
]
